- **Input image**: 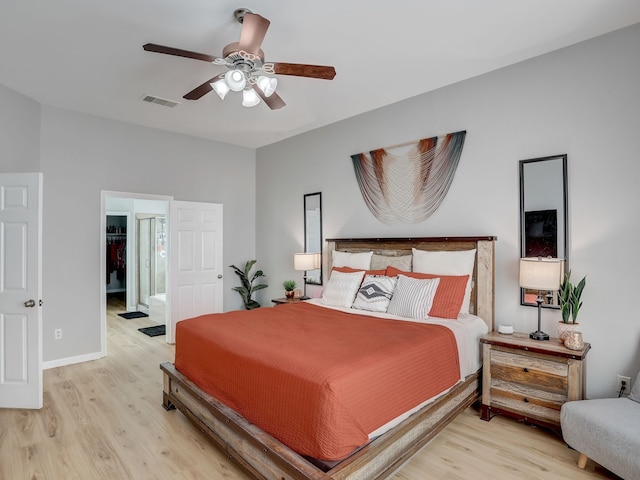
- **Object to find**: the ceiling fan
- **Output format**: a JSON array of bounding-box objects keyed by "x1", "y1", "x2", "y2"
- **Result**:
[{"x1": 143, "y1": 8, "x2": 336, "y2": 110}]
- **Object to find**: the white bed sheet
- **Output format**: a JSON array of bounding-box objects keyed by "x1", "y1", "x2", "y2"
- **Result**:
[{"x1": 303, "y1": 298, "x2": 489, "y2": 439}]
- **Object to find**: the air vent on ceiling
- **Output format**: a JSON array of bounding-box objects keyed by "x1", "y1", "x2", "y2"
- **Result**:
[{"x1": 141, "y1": 94, "x2": 179, "y2": 108}]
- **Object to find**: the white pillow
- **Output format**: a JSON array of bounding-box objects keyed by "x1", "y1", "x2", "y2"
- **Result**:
[
  {"x1": 387, "y1": 275, "x2": 440, "y2": 320},
  {"x1": 412, "y1": 248, "x2": 476, "y2": 314},
  {"x1": 321, "y1": 270, "x2": 365, "y2": 308},
  {"x1": 332, "y1": 250, "x2": 373, "y2": 270},
  {"x1": 352, "y1": 274, "x2": 398, "y2": 313}
]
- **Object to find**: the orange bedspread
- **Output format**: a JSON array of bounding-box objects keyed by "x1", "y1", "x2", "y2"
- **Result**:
[{"x1": 175, "y1": 302, "x2": 460, "y2": 461}]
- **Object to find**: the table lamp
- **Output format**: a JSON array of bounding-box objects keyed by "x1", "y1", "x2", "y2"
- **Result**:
[
  {"x1": 519, "y1": 257, "x2": 563, "y2": 340},
  {"x1": 293, "y1": 252, "x2": 322, "y2": 300}
]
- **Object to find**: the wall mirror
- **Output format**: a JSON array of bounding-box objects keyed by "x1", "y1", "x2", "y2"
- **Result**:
[
  {"x1": 519, "y1": 154, "x2": 568, "y2": 308},
  {"x1": 304, "y1": 192, "x2": 323, "y2": 284}
]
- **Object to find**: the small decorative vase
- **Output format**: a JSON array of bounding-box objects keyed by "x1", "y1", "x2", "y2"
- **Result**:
[
  {"x1": 557, "y1": 321, "x2": 580, "y2": 342},
  {"x1": 285, "y1": 290, "x2": 294, "y2": 299},
  {"x1": 564, "y1": 331, "x2": 584, "y2": 351}
]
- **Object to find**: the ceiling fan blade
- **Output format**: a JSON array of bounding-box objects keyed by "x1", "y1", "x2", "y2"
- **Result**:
[
  {"x1": 238, "y1": 13, "x2": 270, "y2": 56},
  {"x1": 252, "y1": 84, "x2": 286, "y2": 110},
  {"x1": 183, "y1": 75, "x2": 224, "y2": 100},
  {"x1": 272, "y1": 63, "x2": 336, "y2": 80},
  {"x1": 143, "y1": 43, "x2": 218, "y2": 63}
]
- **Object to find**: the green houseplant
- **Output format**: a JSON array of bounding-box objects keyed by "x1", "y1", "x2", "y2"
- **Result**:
[
  {"x1": 557, "y1": 271, "x2": 586, "y2": 341},
  {"x1": 558, "y1": 271, "x2": 587, "y2": 324},
  {"x1": 282, "y1": 280, "x2": 297, "y2": 299},
  {"x1": 229, "y1": 260, "x2": 268, "y2": 310}
]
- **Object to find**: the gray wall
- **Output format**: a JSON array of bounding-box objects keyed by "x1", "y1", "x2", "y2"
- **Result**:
[
  {"x1": 1, "y1": 96, "x2": 256, "y2": 363},
  {"x1": 256, "y1": 24, "x2": 640, "y2": 399},
  {"x1": 0, "y1": 82, "x2": 40, "y2": 171},
  {"x1": 39, "y1": 106, "x2": 255, "y2": 361}
]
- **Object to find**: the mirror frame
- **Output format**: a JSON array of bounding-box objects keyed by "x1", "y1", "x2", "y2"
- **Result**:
[
  {"x1": 519, "y1": 154, "x2": 568, "y2": 308},
  {"x1": 304, "y1": 192, "x2": 323, "y2": 285}
]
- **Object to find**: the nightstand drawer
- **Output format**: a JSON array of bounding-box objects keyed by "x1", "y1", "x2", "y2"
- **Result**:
[
  {"x1": 490, "y1": 379, "x2": 566, "y2": 424},
  {"x1": 490, "y1": 349, "x2": 568, "y2": 393}
]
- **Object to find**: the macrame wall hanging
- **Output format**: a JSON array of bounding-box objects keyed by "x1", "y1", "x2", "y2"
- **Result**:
[{"x1": 351, "y1": 130, "x2": 466, "y2": 225}]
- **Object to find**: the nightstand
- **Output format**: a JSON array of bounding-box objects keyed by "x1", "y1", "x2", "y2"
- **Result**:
[
  {"x1": 271, "y1": 297, "x2": 302, "y2": 305},
  {"x1": 480, "y1": 331, "x2": 590, "y2": 430}
]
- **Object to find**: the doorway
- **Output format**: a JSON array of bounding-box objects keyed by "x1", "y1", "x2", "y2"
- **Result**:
[
  {"x1": 137, "y1": 215, "x2": 167, "y2": 324},
  {"x1": 101, "y1": 191, "x2": 172, "y2": 356},
  {"x1": 100, "y1": 193, "x2": 224, "y2": 353}
]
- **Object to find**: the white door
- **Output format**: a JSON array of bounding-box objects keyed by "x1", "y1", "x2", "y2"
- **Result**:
[
  {"x1": 0, "y1": 173, "x2": 43, "y2": 409},
  {"x1": 168, "y1": 201, "x2": 223, "y2": 343}
]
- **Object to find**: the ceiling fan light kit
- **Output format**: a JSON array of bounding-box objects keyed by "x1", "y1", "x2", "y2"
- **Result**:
[
  {"x1": 225, "y1": 70, "x2": 247, "y2": 92},
  {"x1": 257, "y1": 75, "x2": 277, "y2": 97},
  {"x1": 143, "y1": 8, "x2": 336, "y2": 110},
  {"x1": 211, "y1": 79, "x2": 230, "y2": 100},
  {"x1": 242, "y1": 88, "x2": 261, "y2": 108}
]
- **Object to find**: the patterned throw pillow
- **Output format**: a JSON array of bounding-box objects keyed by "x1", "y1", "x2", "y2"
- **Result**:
[
  {"x1": 387, "y1": 275, "x2": 441, "y2": 320},
  {"x1": 321, "y1": 270, "x2": 365, "y2": 308},
  {"x1": 352, "y1": 275, "x2": 398, "y2": 313}
]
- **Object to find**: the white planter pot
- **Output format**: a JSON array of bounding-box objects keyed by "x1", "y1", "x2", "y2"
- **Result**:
[{"x1": 557, "y1": 321, "x2": 580, "y2": 342}]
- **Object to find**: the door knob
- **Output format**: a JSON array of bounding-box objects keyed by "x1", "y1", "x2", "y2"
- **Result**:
[
  {"x1": 24, "y1": 299, "x2": 36, "y2": 308},
  {"x1": 218, "y1": 274, "x2": 223, "y2": 279}
]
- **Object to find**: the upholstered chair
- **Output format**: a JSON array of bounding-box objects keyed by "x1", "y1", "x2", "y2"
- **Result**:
[{"x1": 560, "y1": 371, "x2": 640, "y2": 479}]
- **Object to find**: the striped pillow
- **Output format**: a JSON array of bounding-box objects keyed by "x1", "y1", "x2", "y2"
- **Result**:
[
  {"x1": 386, "y1": 267, "x2": 469, "y2": 319},
  {"x1": 387, "y1": 275, "x2": 440, "y2": 320},
  {"x1": 352, "y1": 275, "x2": 397, "y2": 313},
  {"x1": 411, "y1": 248, "x2": 476, "y2": 314}
]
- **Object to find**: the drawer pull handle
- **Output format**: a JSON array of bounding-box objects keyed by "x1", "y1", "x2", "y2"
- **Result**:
[
  {"x1": 523, "y1": 368, "x2": 529, "y2": 373},
  {"x1": 523, "y1": 397, "x2": 529, "y2": 403}
]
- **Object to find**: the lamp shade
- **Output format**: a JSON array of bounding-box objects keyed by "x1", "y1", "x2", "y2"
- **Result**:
[
  {"x1": 224, "y1": 70, "x2": 246, "y2": 91},
  {"x1": 211, "y1": 79, "x2": 230, "y2": 100},
  {"x1": 242, "y1": 87, "x2": 261, "y2": 107},
  {"x1": 257, "y1": 75, "x2": 277, "y2": 97},
  {"x1": 294, "y1": 252, "x2": 321, "y2": 271},
  {"x1": 519, "y1": 257, "x2": 563, "y2": 290}
]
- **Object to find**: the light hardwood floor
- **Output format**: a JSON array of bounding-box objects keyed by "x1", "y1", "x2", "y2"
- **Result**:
[{"x1": 0, "y1": 296, "x2": 619, "y2": 480}]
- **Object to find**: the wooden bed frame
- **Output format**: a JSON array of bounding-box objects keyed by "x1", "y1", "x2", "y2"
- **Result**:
[{"x1": 161, "y1": 236, "x2": 496, "y2": 480}]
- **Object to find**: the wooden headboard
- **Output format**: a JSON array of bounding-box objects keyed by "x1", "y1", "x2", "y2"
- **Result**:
[{"x1": 325, "y1": 236, "x2": 496, "y2": 331}]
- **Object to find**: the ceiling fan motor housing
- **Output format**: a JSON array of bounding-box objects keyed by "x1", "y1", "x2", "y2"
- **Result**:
[{"x1": 233, "y1": 8, "x2": 252, "y2": 24}]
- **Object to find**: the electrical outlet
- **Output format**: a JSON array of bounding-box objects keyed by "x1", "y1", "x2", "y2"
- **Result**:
[
  {"x1": 54, "y1": 328, "x2": 62, "y2": 340},
  {"x1": 616, "y1": 374, "x2": 631, "y2": 394}
]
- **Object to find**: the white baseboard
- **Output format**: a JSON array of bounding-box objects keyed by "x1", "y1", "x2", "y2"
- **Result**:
[{"x1": 43, "y1": 351, "x2": 105, "y2": 370}]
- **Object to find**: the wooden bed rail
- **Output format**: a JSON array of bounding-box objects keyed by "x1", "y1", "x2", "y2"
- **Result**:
[{"x1": 161, "y1": 362, "x2": 480, "y2": 480}]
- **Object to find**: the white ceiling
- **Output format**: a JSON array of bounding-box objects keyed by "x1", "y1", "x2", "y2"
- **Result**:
[{"x1": 1, "y1": 1, "x2": 639, "y2": 149}]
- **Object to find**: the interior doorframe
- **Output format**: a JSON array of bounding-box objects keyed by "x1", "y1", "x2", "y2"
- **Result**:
[{"x1": 100, "y1": 191, "x2": 173, "y2": 356}]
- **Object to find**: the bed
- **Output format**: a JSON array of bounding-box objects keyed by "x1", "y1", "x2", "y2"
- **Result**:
[{"x1": 161, "y1": 236, "x2": 496, "y2": 480}]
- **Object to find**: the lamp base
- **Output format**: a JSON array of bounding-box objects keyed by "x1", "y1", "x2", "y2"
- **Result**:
[
  {"x1": 299, "y1": 295, "x2": 310, "y2": 300},
  {"x1": 529, "y1": 330, "x2": 550, "y2": 341}
]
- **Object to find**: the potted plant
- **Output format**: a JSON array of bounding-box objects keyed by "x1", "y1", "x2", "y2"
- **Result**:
[
  {"x1": 282, "y1": 280, "x2": 297, "y2": 299},
  {"x1": 229, "y1": 260, "x2": 268, "y2": 310},
  {"x1": 557, "y1": 271, "x2": 586, "y2": 341}
]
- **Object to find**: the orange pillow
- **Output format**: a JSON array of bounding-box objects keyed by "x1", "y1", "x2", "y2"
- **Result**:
[
  {"x1": 332, "y1": 266, "x2": 387, "y2": 276},
  {"x1": 385, "y1": 266, "x2": 469, "y2": 319}
]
